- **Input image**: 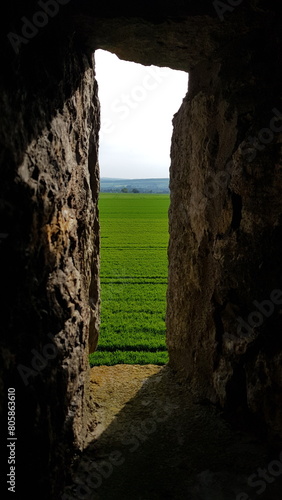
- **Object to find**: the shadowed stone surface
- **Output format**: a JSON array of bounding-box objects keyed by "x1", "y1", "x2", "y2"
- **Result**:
[
  {"x1": 0, "y1": 33, "x2": 100, "y2": 497},
  {"x1": 0, "y1": 1, "x2": 282, "y2": 498},
  {"x1": 167, "y1": 36, "x2": 282, "y2": 439}
]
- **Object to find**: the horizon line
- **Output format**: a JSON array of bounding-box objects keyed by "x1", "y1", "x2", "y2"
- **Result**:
[{"x1": 101, "y1": 176, "x2": 169, "y2": 180}]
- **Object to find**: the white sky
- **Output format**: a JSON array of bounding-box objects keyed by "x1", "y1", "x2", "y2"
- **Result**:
[{"x1": 95, "y1": 49, "x2": 188, "y2": 179}]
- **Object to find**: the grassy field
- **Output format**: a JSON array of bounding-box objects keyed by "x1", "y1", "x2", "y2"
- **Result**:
[{"x1": 89, "y1": 193, "x2": 170, "y2": 366}]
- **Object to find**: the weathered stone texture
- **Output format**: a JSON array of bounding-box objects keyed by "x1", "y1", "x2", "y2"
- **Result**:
[
  {"x1": 0, "y1": 33, "x2": 100, "y2": 496},
  {"x1": 1, "y1": 1, "x2": 282, "y2": 498},
  {"x1": 167, "y1": 43, "x2": 282, "y2": 438}
]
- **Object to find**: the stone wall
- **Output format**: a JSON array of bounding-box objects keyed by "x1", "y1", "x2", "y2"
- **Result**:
[
  {"x1": 0, "y1": 17, "x2": 100, "y2": 497},
  {"x1": 1, "y1": 1, "x2": 282, "y2": 498},
  {"x1": 167, "y1": 38, "x2": 282, "y2": 437}
]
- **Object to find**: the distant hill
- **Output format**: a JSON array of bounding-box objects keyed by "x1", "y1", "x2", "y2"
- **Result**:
[{"x1": 100, "y1": 178, "x2": 169, "y2": 194}]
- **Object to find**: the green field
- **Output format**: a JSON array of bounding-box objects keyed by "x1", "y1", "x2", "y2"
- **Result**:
[{"x1": 89, "y1": 193, "x2": 170, "y2": 366}]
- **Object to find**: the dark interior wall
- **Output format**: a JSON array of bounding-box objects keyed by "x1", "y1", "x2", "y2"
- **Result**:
[
  {"x1": 1, "y1": 1, "x2": 282, "y2": 498},
  {"x1": 0, "y1": 6, "x2": 100, "y2": 497},
  {"x1": 167, "y1": 44, "x2": 282, "y2": 437}
]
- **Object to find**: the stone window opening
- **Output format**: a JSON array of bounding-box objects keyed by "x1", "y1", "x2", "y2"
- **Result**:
[{"x1": 91, "y1": 49, "x2": 188, "y2": 367}]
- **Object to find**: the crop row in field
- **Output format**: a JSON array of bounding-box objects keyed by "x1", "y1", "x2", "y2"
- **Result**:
[{"x1": 89, "y1": 193, "x2": 170, "y2": 366}]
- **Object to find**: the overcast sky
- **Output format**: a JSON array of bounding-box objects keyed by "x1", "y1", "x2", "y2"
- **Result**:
[{"x1": 95, "y1": 49, "x2": 188, "y2": 179}]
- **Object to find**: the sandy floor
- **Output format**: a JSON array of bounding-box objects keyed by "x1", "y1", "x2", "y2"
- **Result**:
[{"x1": 63, "y1": 365, "x2": 282, "y2": 500}]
